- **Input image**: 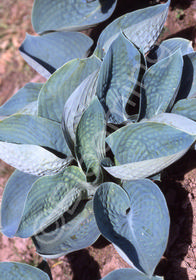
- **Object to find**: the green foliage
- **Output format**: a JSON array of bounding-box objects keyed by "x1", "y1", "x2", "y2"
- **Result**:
[
  {"x1": 96, "y1": 34, "x2": 141, "y2": 123},
  {"x1": 1, "y1": 0, "x2": 196, "y2": 279},
  {"x1": 32, "y1": 0, "x2": 117, "y2": 33},
  {"x1": 101, "y1": 268, "x2": 164, "y2": 280},
  {"x1": 94, "y1": 180, "x2": 170, "y2": 277},
  {"x1": 0, "y1": 262, "x2": 50, "y2": 280},
  {"x1": 19, "y1": 32, "x2": 94, "y2": 78}
]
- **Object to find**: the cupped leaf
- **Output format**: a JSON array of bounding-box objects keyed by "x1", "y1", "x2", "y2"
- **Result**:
[
  {"x1": 147, "y1": 38, "x2": 194, "y2": 64},
  {"x1": 96, "y1": 33, "x2": 141, "y2": 124},
  {"x1": 75, "y1": 97, "x2": 106, "y2": 182},
  {"x1": 94, "y1": 180, "x2": 170, "y2": 277},
  {"x1": 32, "y1": 200, "x2": 100, "y2": 258},
  {"x1": 0, "y1": 142, "x2": 72, "y2": 176},
  {"x1": 103, "y1": 152, "x2": 186, "y2": 181},
  {"x1": 187, "y1": 52, "x2": 196, "y2": 98},
  {"x1": 175, "y1": 52, "x2": 196, "y2": 100},
  {"x1": 0, "y1": 262, "x2": 50, "y2": 280},
  {"x1": 62, "y1": 70, "x2": 99, "y2": 152},
  {"x1": 38, "y1": 55, "x2": 101, "y2": 123},
  {"x1": 172, "y1": 98, "x2": 196, "y2": 121},
  {"x1": 19, "y1": 32, "x2": 93, "y2": 78},
  {"x1": 95, "y1": 0, "x2": 170, "y2": 59},
  {"x1": 0, "y1": 83, "x2": 42, "y2": 117},
  {"x1": 1, "y1": 171, "x2": 38, "y2": 237},
  {"x1": 104, "y1": 117, "x2": 196, "y2": 179},
  {"x1": 139, "y1": 50, "x2": 183, "y2": 120},
  {"x1": 16, "y1": 166, "x2": 95, "y2": 237},
  {"x1": 19, "y1": 51, "x2": 51, "y2": 79},
  {"x1": 0, "y1": 114, "x2": 71, "y2": 155},
  {"x1": 32, "y1": 0, "x2": 117, "y2": 34},
  {"x1": 102, "y1": 268, "x2": 163, "y2": 280},
  {"x1": 149, "y1": 112, "x2": 196, "y2": 135}
]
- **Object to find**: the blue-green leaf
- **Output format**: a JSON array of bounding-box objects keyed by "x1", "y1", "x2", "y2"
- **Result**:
[
  {"x1": 172, "y1": 98, "x2": 196, "y2": 121},
  {"x1": 0, "y1": 142, "x2": 72, "y2": 176},
  {"x1": 62, "y1": 70, "x2": 99, "y2": 152},
  {"x1": 139, "y1": 50, "x2": 183, "y2": 120},
  {"x1": 0, "y1": 114, "x2": 71, "y2": 155},
  {"x1": 102, "y1": 268, "x2": 163, "y2": 280},
  {"x1": 32, "y1": 200, "x2": 100, "y2": 258},
  {"x1": 187, "y1": 52, "x2": 196, "y2": 98},
  {"x1": 38, "y1": 55, "x2": 101, "y2": 123},
  {"x1": 1, "y1": 171, "x2": 38, "y2": 237},
  {"x1": 104, "y1": 115, "x2": 196, "y2": 179},
  {"x1": 94, "y1": 180, "x2": 170, "y2": 277},
  {"x1": 75, "y1": 97, "x2": 106, "y2": 182},
  {"x1": 32, "y1": 0, "x2": 117, "y2": 34},
  {"x1": 0, "y1": 83, "x2": 42, "y2": 117},
  {"x1": 147, "y1": 38, "x2": 194, "y2": 63},
  {"x1": 96, "y1": 34, "x2": 141, "y2": 124},
  {"x1": 175, "y1": 52, "x2": 196, "y2": 100},
  {"x1": 95, "y1": 0, "x2": 170, "y2": 59},
  {"x1": 16, "y1": 101, "x2": 38, "y2": 116},
  {"x1": 16, "y1": 166, "x2": 95, "y2": 237},
  {"x1": 0, "y1": 262, "x2": 50, "y2": 280},
  {"x1": 149, "y1": 113, "x2": 196, "y2": 135},
  {"x1": 19, "y1": 32, "x2": 93, "y2": 78},
  {"x1": 19, "y1": 51, "x2": 51, "y2": 79}
]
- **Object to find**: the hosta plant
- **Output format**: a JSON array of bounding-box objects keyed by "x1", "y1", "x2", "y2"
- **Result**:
[
  {"x1": 0, "y1": 0, "x2": 196, "y2": 279},
  {"x1": 19, "y1": 0, "x2": 118, "y2": 79}
]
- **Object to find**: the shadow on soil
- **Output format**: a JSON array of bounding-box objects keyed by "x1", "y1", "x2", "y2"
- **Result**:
[
  {"x1": 65, "y1": 237, "x2": 110, "y2": 280},
  {"x1": 67, "y1": 249, "x2": 101, "y2": 280},
  {"x1": 170, "y1": 0, "x2": 194, "y2": 9},
  {"x1": 155, "y1": 150, "x2": 196, "y2": 280},
  {"x1": 38, "y1": 260, "x2": 53, "y2": 280}
]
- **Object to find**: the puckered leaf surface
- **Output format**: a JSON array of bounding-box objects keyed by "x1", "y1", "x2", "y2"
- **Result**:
[
  {"x1": 104, "y1": 114, "x2": 196, "y2": 179},
  {"x1": 94, "y1": 180, "x2": 170, "y2": 277},
  {"x1": 0, "y1": 262, "x2": 50, "y2": 280},
  {"x1": 187, "y1": 52, "x2": 196, "y2": 98},
  {"x1": 139, "y1": 50, "x2": 183, "y2": 120},
  {"x1": 0, "y1": 114, "x2": 71, "y2": 155},
  {"x1": 147, "y1": 38, "x2": 194, "y2": 63},
  {"x1": 0, "y1": 142, "x2": 72, "y2": 176},
  {"x1": 16, "y1": 166, "x2": 95, "y2": 237},
  {"x1": 175, "y1": 52, "x2": 196, "y2": 100},
  {"x1": 62, "y1": 70, "x2": 99, "y2": 151},
  {"x1": 19, "y1": 32, "x2": 93, "y2": 78},
  {"x1": 75, "y1": 97, "x2": 106, "y2": 181},
  {"x1": 1, "y1": 171, "x2": 38, "y2": 237},
  {"x1": 32, "y1": 0, "x2": 117, "y2": 33},
  {"x1": 172, "y1": 98, "x2": 196, "y2": 121},
  {"x1": 96, "y1": 34, "x2": 141, "y2": 124},
  {"x1": 32, "y1": 200, "x2": 100, "y2": 258},
  {"x1": 149, "y1": 113, "x2": 196, "y2": 135},
  {"x1": 95, "y1": 0, "x2": 170, "y2": 59},
  {"x1": 0, "y1": 83, "x2": 42, "y2": 117},
  {"x1": 38, "y1": 55, "x2": 101, "y2": 123}
]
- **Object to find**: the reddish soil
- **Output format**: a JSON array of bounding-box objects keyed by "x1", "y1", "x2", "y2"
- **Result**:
[{"x1": 0, "y1": 1, "x2": 196, "y2": 279}]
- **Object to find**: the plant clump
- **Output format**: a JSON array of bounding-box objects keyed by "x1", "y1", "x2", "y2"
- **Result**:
[{"x1": 0, "y1": 0, "x2": 196, "y2": 279}]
